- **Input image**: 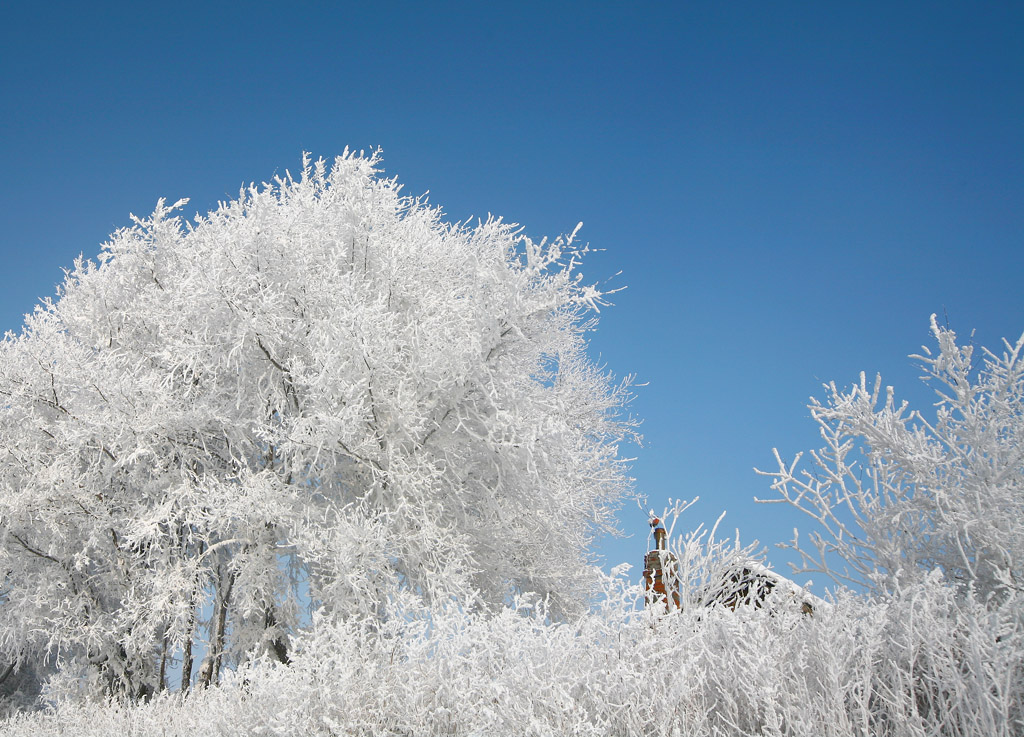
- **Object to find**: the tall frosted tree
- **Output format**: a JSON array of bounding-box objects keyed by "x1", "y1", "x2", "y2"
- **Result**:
[{"x1": 0, "y1": 152, "x2": 636, "y2": 699}]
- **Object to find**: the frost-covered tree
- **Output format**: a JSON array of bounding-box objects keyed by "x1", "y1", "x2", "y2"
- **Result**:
[
  {"x1": 0, "y1": 151, "x2": 636, "y2": 699},
  {"x1": 759, "y1": 316, "x2": 1024, "y2": 600}
]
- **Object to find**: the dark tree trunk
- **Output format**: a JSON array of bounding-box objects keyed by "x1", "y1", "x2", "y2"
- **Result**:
[
  {"x1": 264, "y1": 607, "x2": 290, "y2": 665},
  {"x1": 203, "y1": 565, "x2": 235, "y2": 688}
]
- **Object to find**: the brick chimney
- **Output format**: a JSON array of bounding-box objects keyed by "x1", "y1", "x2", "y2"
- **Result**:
[{"x1": 643, "y1": 517, "x2": 680, "y2": 610}]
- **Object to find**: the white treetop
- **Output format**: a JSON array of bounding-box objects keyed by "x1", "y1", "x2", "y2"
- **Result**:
[
  {"x1": 0, "y1": 152, "x2": 636, "y2": 697},
  {"x1": 759, "y1": 316, "x2": 1024, "y2": 601}
]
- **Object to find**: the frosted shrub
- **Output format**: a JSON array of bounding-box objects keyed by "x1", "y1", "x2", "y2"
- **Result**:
[
  {"x1": 759, "y1": 317, "x2": 1024, "y2": 601},
  {"x1": 6, "y1": 545, "x2": 1020, "y2": 736}
]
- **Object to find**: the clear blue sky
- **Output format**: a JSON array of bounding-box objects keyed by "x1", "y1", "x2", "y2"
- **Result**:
[{"x1": 2, "y1": 2, "x2": 1022, "y2": 590}]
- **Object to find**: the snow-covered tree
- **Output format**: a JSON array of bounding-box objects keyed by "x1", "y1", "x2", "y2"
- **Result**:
[
  {"x1": 0, "y1": 151, "x2": 636, "y2": 698},
  {"x1": 759, "y1": 316, "x2": 1024, "y2": 601}
]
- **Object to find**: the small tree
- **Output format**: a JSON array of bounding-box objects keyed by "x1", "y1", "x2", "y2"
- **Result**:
[
  {"x1": 0, "y1": 151, "x2": 636, "y2": 699},
  {"x1": 759, "y1": 315, "x2": 1024, "y2": 601}
]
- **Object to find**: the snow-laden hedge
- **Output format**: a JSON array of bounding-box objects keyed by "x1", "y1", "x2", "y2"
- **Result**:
[{"x1": 4, "y1": 570, "x2": 1020, "y2": 737}]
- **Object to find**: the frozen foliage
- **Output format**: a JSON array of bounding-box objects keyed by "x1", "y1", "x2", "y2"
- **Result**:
[
  {"x1": 3, "y1": 549, "x2": 1020, "y2": 736},
  {"x1": 759, "y1": 317, "x2": 1024, "y2": 600},
  {"x1": 0, "y1": 152, "x2": 636, "y2": 698}
]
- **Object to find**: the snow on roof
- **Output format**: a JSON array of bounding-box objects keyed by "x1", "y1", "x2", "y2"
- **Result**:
[{"x1": 723, "y1": 559, "x2": 827, "y2": 611}]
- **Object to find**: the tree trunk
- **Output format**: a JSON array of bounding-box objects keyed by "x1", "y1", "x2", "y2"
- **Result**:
[
  {"x1": 157, "y1": 629, "x2": 168, "y2": 692},
  {"x1": 202, "y1": 565, "x2": 235, "y2": 688},
  {"x1": 264, "y1": 607, "x2": 290, "y2": 665},
  {"x1": 179, "y1": 528, "x2": 203, "y2": 694},
  {"x1": 180, "y1": 590, "x2": 199, "y2": 693}
]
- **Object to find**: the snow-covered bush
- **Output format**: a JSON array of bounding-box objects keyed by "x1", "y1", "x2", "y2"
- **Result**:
[
  {"x1": 7, "y1": 501, "x2": 1022, "y2": 735},
  {"x1": 4, "y1": 553, "x2": 1020, "y2": 736},
  {"x1": 758, "y1": 317, "x2": 1024, "y2": 601}
]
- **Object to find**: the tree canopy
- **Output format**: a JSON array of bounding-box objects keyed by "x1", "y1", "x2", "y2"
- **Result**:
[{"x1": 0, "y1": 152, "x2": 636, "y2": 697}]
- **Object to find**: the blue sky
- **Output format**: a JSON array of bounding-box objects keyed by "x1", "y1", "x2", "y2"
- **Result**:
[{"x1": 2, "y1": 2, "x2": 1022, "y2": 590}]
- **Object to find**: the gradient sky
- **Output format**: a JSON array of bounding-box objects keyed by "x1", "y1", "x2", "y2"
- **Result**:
[{"x1": 2, "y1": 2, "x2": 1022, "y2": 592}]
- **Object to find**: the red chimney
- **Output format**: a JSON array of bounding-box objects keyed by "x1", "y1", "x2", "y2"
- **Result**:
[{"x1": 643, "y1": 518, "x2": 680, "y2": 610}]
